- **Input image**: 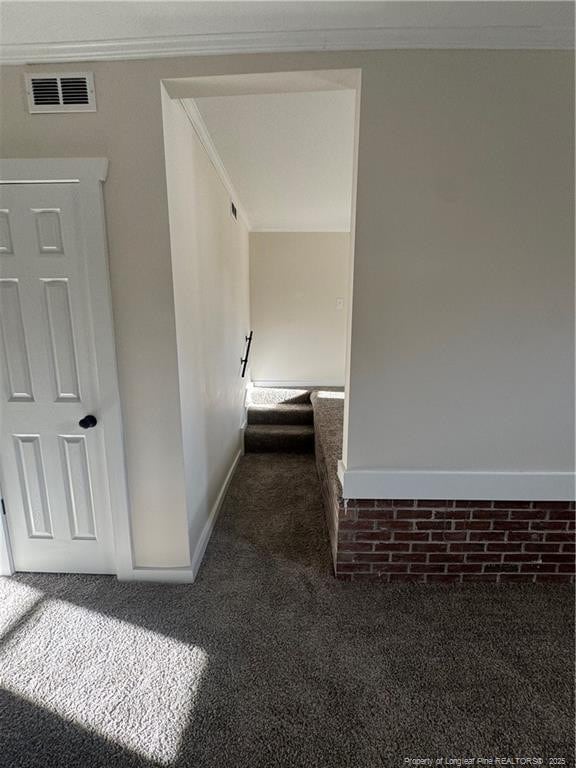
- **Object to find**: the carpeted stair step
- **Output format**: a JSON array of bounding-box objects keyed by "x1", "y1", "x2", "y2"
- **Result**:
[
  {"x1": 247, "y1": 387, "x2": 312, "y2": 405},
  {"x1": 247, "y1": 403, "x2": 313, "y2": 426},
  {"x1": 244, "y1": 424, "x2": 315, "y2": 453}
]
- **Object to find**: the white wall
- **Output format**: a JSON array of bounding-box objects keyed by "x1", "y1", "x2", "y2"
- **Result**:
[
  {"x1": 343, "y1": 51, "x2": 574, "y2": 498},
  {"x1": 162, "y1": 92, "x2": 249, "y2": 569},
  {"x1": 0, "y1": 51, "x2": 572, "y2": 571},
  {"x1": 250, "y1": 232, "x2": 350, "y2": 386}
]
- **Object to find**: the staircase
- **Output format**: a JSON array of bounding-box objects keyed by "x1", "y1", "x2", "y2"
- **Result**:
[{"x1": 244, "y1": 388, "x2": 315, "y2": 453}]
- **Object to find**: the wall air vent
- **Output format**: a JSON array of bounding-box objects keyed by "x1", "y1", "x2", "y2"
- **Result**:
[{"x1": 25, "y1": 73, "x2": 96, "y2": 113}]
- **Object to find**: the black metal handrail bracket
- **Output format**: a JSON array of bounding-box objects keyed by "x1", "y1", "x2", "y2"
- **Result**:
[{"x1": 240, "y1": 331, "x2": 253, "y2": 378}]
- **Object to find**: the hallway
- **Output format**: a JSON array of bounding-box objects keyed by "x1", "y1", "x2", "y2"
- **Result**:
[{"x1": 0, "y1": 454, "x2": 573, "y2": 767}]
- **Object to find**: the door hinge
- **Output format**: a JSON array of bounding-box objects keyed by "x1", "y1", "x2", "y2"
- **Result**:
[{"x1": 1, "y1": 498, "x2": 6, "y2": 516}]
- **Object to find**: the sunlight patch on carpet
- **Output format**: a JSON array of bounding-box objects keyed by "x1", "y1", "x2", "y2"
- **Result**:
[
  {"x1": 0, "y1": 578, "x2": 44, "y2": 637},
  {"x1": 316, "y1": 390, "x2": 345, "y2": 400},
  {"x1": 0, "y1": 591, "x2": 207, "y2": 765}
]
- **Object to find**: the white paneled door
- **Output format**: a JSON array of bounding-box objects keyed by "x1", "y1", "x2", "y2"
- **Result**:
[{"x1": 0, "y1": 166, "x2": 128, "y2": 574}]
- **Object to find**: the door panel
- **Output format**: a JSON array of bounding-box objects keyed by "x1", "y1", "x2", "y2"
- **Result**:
[
  {"x1": 13, "y1": 434, "x2": 52, "y2": 538},
  {"x1": 0, "y1": 183, "x2": 116, "y2": 573},
  {"x1": 0, "y1": 279, "x2": 34, "y2": 401},
  {"x1": 43, "y1": 278, "x2": 81, "y2": 401}
]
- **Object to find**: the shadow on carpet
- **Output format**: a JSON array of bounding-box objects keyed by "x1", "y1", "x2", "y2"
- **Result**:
[{"x1": 0, "y1": 454, "x2": 574, "y2": 768}]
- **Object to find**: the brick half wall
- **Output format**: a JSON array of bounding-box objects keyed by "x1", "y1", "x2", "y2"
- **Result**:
[{"x1": 336, "y1": 499, "x2": 575, "y2": 583}]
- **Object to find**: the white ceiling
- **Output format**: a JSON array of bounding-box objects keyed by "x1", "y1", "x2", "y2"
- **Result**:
[
  {"x1": 0, "y1": 2, "x2": 573, "y2": 63},
  {"x1": 191, "y1": 89, "x2": 357, "y2": 232}
]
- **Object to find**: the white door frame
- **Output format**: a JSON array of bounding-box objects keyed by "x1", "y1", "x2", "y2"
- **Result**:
[{"x1": 0, "y1": 158, "x2": 133, "y2": 579}]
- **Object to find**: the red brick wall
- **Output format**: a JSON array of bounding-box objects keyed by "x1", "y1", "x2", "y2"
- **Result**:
[{"x1": 336, "y1": 499, "x2": 575, "y2": 583}]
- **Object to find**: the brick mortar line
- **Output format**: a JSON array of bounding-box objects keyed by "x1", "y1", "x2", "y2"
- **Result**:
[{"x1": 335, "y1": 503, "x2": 574, "y2": 580}]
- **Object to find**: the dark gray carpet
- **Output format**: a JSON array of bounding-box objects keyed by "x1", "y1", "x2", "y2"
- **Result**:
[
  {"x1": 0, "y1": 454, "x2": 574, "y2": 768},
  {"x1": 244, "y1": 424, "x2": 315, "y2": 453},
  {"x1": 247, "y1": 403, "x2": 314, "y2": 425},
  {"x1": 310, "y1": 390, "x2": 346, "y2": 498},
  {"x1": 310, "y1": 391, "x2": 345, "y2": 472}
]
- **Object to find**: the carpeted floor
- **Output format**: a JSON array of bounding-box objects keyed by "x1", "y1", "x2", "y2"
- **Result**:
[{"x1": 0, "y1": 454, "x2": 574, "y2": 768}]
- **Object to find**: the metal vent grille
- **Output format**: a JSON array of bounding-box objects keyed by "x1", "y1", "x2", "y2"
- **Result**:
[
  {"x1": 25, "y1": 73, "x2": 96, "y2": 113},
  {"x1": 61, "y1": 77, "x2": 90, "y2": 105},
  {"x1": 31, "y1": 77, "x2": 60, "y2": 105}
]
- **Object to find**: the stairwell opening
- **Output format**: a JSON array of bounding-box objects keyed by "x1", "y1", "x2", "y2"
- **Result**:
[{"x1": 162, "y1": 69, "x2": 360, "y2": 570}]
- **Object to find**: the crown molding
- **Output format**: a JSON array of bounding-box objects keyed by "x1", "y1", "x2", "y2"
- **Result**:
[{"x1": 1, "y1": 24, "x2": 573, "y2": 65}]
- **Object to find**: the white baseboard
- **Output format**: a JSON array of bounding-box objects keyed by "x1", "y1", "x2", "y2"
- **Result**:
[
  {"x1": 252, "y1": 380, "x2": 344, "y2": 389},
  {"x1": 190, "y1": 449, "x2": 242, "y2": 578},
  {"x1": 118, "y1": 449, "x2": 242, "y2": 584},
  {"x1": 119, "y1": 566, "x2": 196, "y2": 584},
  {"x1": 337, "y1": 461, "x2": 575, "y2": 501}
]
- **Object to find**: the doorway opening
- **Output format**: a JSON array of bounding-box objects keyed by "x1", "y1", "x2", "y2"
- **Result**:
[{"x1": 161, "y1": 69, "x2": 360, "y2": 572}]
